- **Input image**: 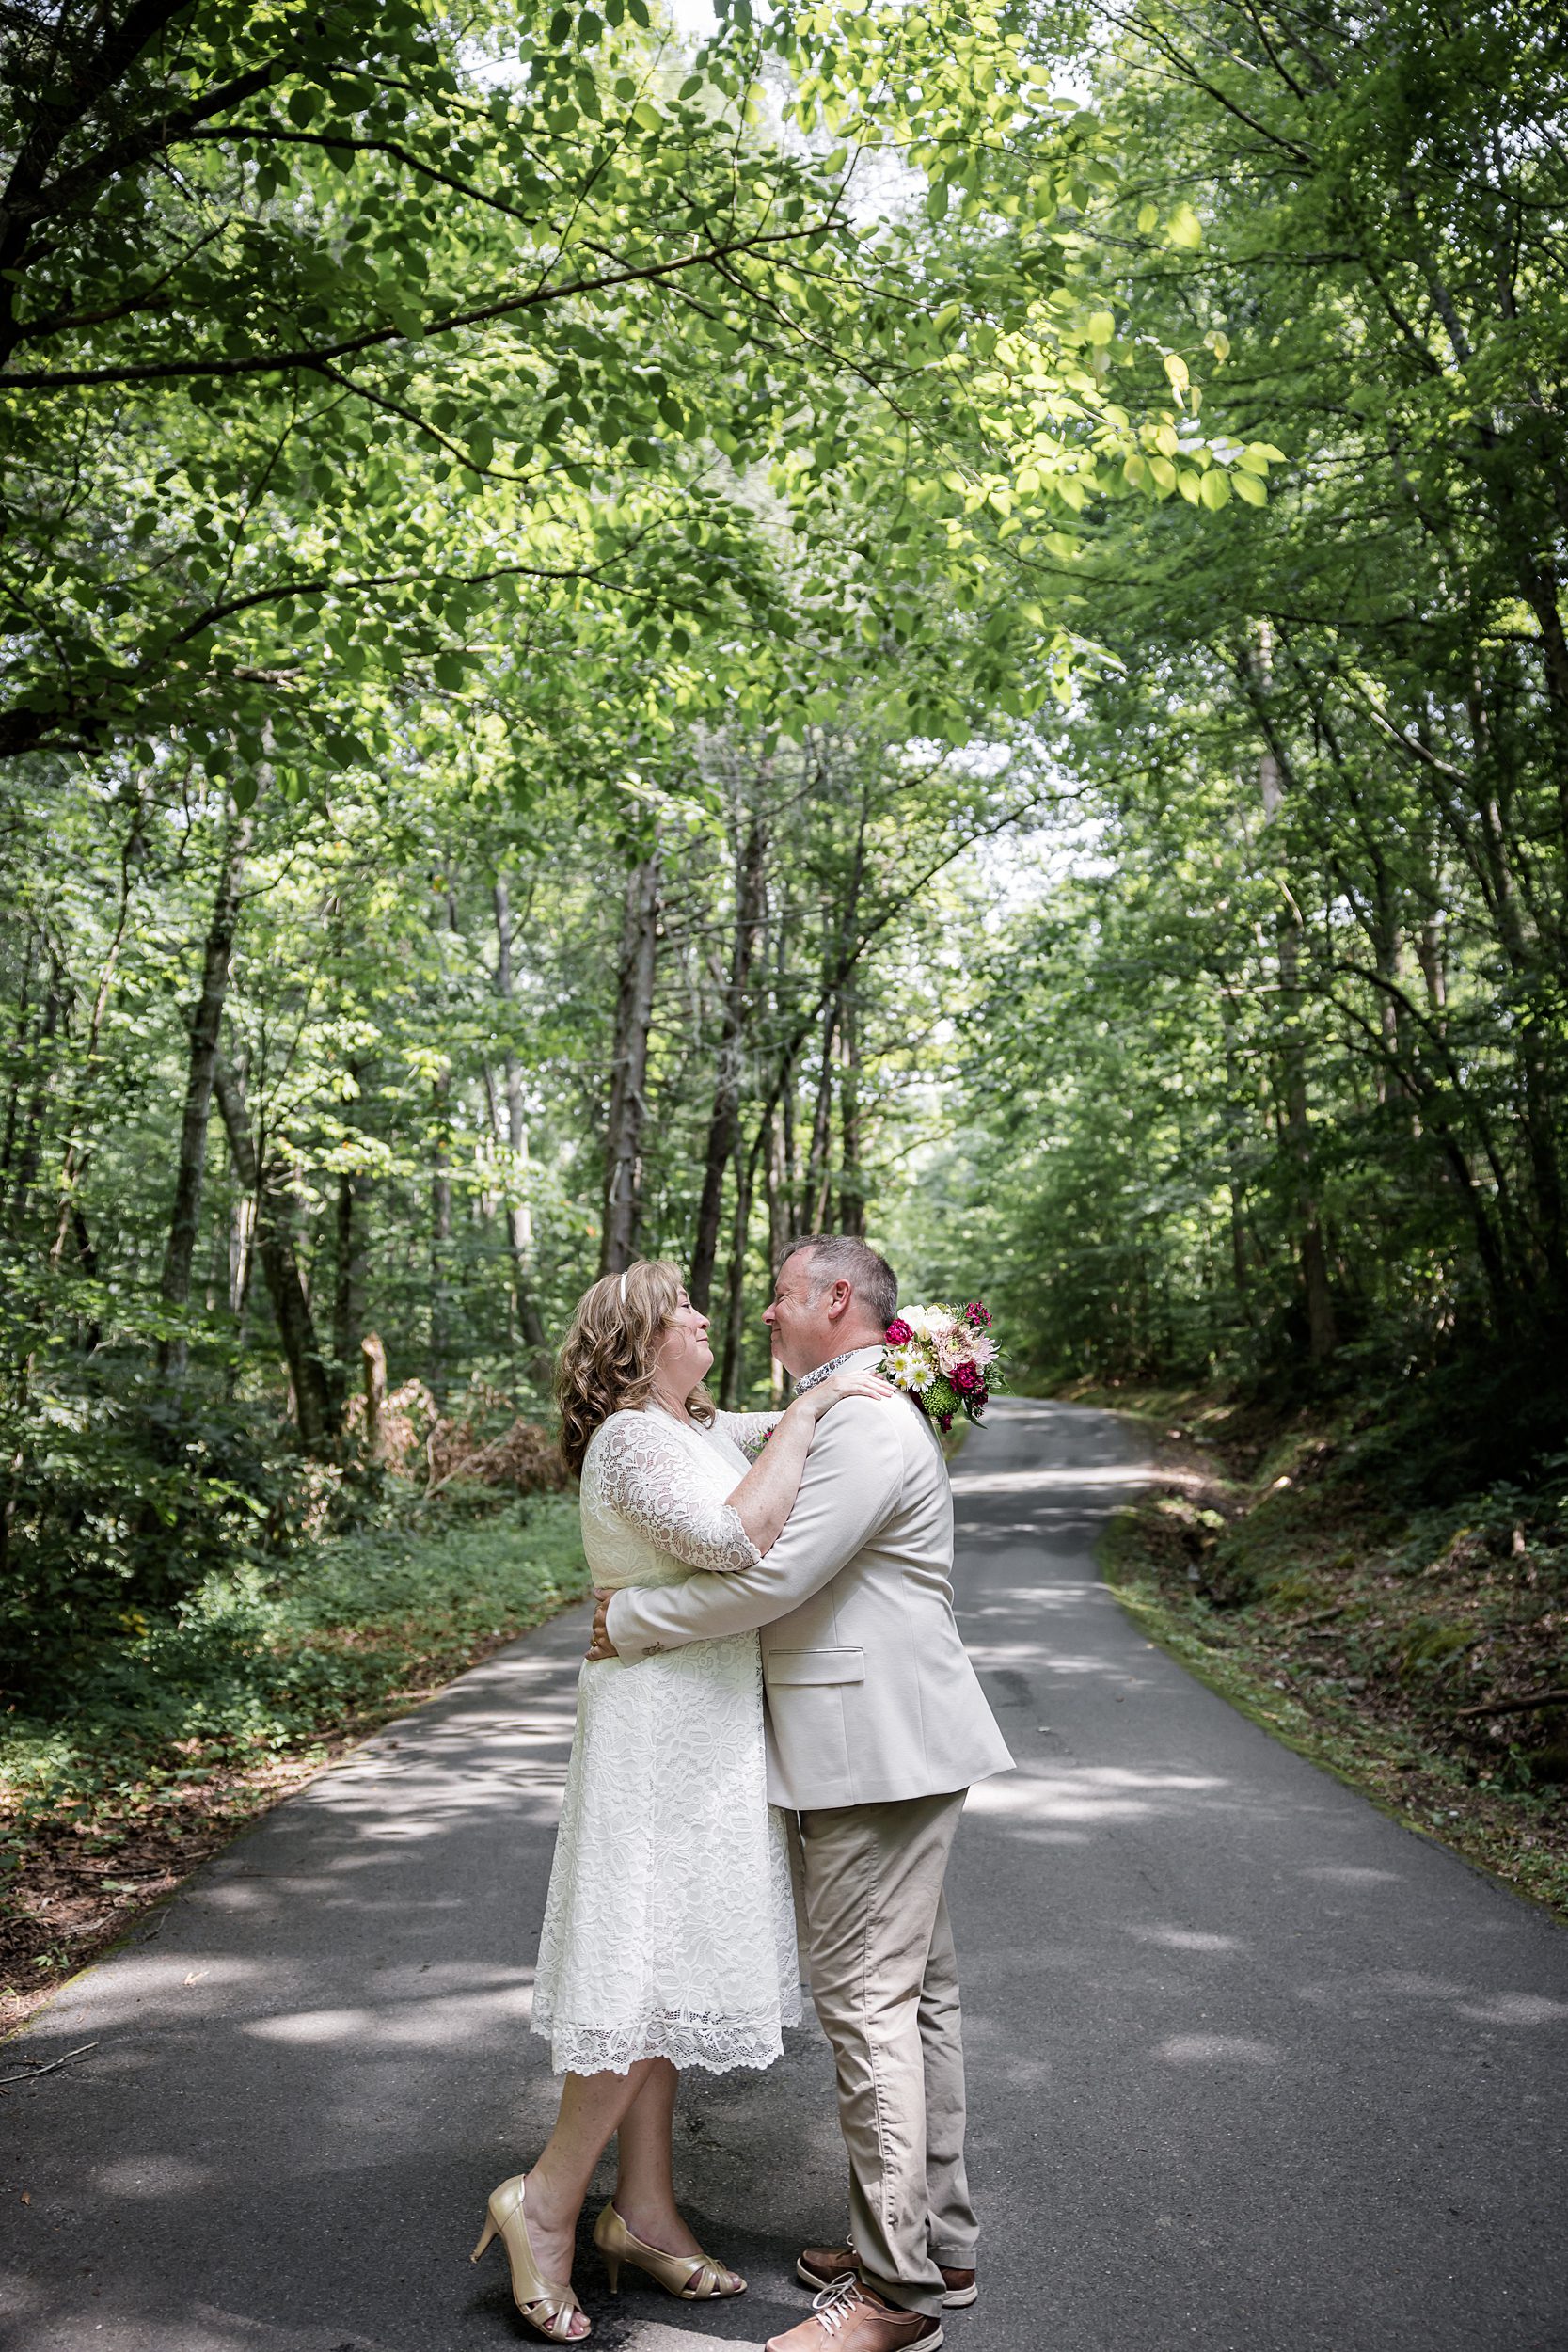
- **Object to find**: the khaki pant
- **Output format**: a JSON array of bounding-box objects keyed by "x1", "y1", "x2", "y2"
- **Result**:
[{"x1": 796, "y1": 1789, "x2": 977, "y2": 2317}]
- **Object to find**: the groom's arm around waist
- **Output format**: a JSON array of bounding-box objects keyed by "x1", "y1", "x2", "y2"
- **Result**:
[{"x1": 605, "y1": 1401, "x2": 905, "y2": 1660}]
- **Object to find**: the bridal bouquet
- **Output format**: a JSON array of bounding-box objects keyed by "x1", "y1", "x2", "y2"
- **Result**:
[{"x1": 880, "y1": 1301, "x2": 1000, "y2": 1433}]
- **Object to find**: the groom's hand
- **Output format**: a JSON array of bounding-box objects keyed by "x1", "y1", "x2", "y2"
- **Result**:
[{"x1": 585, "y1": 1591, "x2": 619, "y2": 1661}]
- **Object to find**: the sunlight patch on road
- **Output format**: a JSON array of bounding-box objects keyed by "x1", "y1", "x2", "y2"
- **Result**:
[
  {"x1": 1153, "y1": 2033, "x2": 1280, "y2": 2066},
  {"x1": 951, "y1": 1464, "x2": 1153, "y2": 1495},
  {"x1": 967, "y1": 1765, "x2": 1227, "y2": 1825},
  {"x1": 1127, "y1": 1926, "x2": 1243, "y2": 1953},
  {"x1": 1299, "y1": 1866, "x2": 1402, "y2": 1886},
  {"x1": 1453, "y1": 1992, "x2": 1568, "y2": 2026},
  {"x1": 615, "y1": 2328, "x2": 768, "y2": 2352},
  {"x1": 245, "y1": 1979, "x2": 533, "y2": 2046},
  {"x1": 93, "y1": 2154, "x2": 215, "y2": 2198}
]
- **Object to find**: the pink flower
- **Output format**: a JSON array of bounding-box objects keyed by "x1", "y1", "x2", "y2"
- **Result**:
[
  {"x1": 885, "y1": 1317, "x2": 913, "y2": 1345},
  {"x1": 966, "y1": 1330, "x2": 996, "y2": 1370},
  {"x1": 963, "y1": 1300, "x2": 992, "y2": 1329}
]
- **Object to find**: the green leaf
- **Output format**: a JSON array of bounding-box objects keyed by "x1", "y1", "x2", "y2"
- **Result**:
[
  {"x1": 1167, "y1": 202, "x2": 1203, "y2": 249},
  {"x1": 1231, "y1": 469, "x2": 1267, "y2": 506},
  {"x1": 1198, "y1": 467, "x2": 1231, "y2": 510}
]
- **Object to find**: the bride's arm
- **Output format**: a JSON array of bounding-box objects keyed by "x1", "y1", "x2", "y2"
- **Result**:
[
  {"x1": 591, "y1": 1415, "x2": 762, "y2": 1576},
  {"x1": 715, "y1": 1408, "x2": 781, "y2": 1464},
  {"x1": 723, "y1": 1370, "x2": 893, "y2": 1558}
]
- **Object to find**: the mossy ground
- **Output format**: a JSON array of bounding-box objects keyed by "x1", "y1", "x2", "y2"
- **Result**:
[{"x1": 1076, "y1": 1382, "x2": 1568, "y2": 1924}]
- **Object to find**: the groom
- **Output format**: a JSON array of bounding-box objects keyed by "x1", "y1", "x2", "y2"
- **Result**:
[{"x1": 590, "y1": 1234, "x2": 1013, "y2": 2352}]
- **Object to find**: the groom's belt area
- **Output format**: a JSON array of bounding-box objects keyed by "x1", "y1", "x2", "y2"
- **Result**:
[{"x1": 767, "y1": 1647, "x2": 866, "y2": 1686}]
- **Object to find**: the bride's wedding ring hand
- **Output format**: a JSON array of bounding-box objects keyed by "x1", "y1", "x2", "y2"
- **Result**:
[
  {"x1": 586, "y1": 1591, "x2": 618, "y2": 1661},
  {"x1": 805, "y1": 1369, "x2": 898, "y2": 1421}
]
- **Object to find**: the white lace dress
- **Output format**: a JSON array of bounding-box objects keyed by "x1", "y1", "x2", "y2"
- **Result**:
[{"x1": 531, "y1": 1403, "x2": 802, "y2": 2076}]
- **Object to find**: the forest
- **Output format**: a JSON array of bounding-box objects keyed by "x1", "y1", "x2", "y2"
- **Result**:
[{"x1": 3, "y1": 0, "x2": 1567, "y2": 2003}]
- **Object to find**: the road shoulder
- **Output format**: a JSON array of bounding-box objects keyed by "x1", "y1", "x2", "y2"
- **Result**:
[{"x1": 1093, "y1": 1391, "x2": 1568, "y2": 1926}]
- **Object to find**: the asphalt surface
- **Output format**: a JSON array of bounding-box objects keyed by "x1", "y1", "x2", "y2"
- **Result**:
[{"x1": 3, "y1": 1397, "x2": 1567, "y2": 2352}]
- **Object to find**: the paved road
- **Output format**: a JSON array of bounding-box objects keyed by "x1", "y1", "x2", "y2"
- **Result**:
[{"x1": 3, "y1": 1399, "x2": 1567, "y2": 2352}]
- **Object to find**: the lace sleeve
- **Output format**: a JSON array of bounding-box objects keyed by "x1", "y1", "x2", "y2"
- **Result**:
[
  {"x1": 715, "y1": 1409, "x2": 783, "y2": 1464},
  {"x1": 591, "y1": 1414, "x2": 762, "y2": 1573}
]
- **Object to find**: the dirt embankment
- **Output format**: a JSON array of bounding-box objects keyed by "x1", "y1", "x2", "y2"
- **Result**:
[{"x1": 1081, "y1": 1384, "x2": 1568, "y2": 1920}]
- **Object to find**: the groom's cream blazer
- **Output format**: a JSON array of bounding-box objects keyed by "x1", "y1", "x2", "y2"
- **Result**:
[{"x1": 603, "y1": 1351, "x2": 1013, "y2": 1810}]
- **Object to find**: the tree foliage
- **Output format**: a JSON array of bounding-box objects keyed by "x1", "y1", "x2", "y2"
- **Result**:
[{"x1": 5, "y1": 0, "x2": 1561, "y2": 1706}]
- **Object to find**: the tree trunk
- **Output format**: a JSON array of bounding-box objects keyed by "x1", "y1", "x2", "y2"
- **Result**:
[
  {"x1": 600, "y1": 846, "x2": 661, "y2": 1277},
  {"x1": 493, "y1": 877, "x2": 550, "y2": 1368},
  {"x1": 0, "y1": 930, "x2": 38, "y2": 1198},
  {"x1": 837, "y1": 985, "x2": 864, "y2": 1237},
  {"x1": 158, "y1": 801, "x2": 251, "y2": 1373},
  {"x1": 802, "y1": 993, "x2": 836, "y2": 1234},
  {"x1": 332, "y1": 1171, "x2": 368, "y2": 1395},
  {"x1": 718, "y1": 1137, "x2": 755, "y2": 1406},
  {"x1": 229, "y1": 1191, "x2": 255, "y2": 1316},
  {"x1": 1253, "y1": 630, "x2": 1338, "y2": 1363},
  {"x1": 1216, "y1": 980, "x2": 1255, "y2": 1322},
  {"x1": 361, "y1": 1331, "x2": 388, "y2": 1464},
  {"x1": 213, "y1": 1052, "x2": 340, "y2": 1453},
  {"x1": 690, "y1": 807, "x2": 768, "y2": 1309},
  {"x1": 429, "y1": 1059, "x2": 452, "y2": 1408},
  {"x1": 7, "y1": 965, "x2": 62, "y2": 1233}
]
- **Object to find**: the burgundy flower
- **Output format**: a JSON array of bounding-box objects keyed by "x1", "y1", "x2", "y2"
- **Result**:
[
  {"x1": 884, "y1": 1317, "x2": 913, "y2": 1345},
  {"x1": 951, "y1": 1359, "x2": 982, "y2": 1395},
  {"x1": 962, "y1": 1300, "x2": 992, "y2": 1329}
]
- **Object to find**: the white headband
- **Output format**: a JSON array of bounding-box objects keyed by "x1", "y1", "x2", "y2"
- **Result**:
[{"x1": 618, "y1": 1269, "x2": 629, "y2": 1303}]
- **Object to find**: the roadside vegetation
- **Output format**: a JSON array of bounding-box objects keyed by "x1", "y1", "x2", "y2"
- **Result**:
[
  {"x1": 0, "y1": 1458, "x2": 586, "y2": 2037},
  {"x1": 1093, "y1": 1382, "x2": 1568, "y2": 1922}
]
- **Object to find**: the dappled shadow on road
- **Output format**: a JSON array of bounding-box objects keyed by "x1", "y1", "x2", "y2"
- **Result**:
[
  {"x1": 943, "y1": 1391, "x2": 1568, "y2": 2341},
  {"x1": 6, "y1": 1396, "x2": 1567, "y2": 2352},
  {"x1": 0, "y1": 1619, "x2": 826, "y2": 2352}
]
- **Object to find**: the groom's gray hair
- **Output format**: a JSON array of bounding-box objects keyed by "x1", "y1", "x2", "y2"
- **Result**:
[{"x1": 779, "y1": 1233, "x2": 898, "y2": 1331}]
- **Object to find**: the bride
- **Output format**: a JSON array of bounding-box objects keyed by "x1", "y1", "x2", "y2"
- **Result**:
[{"x1": 471, "y1": 1257, "x2": 892, "y2": 2342}]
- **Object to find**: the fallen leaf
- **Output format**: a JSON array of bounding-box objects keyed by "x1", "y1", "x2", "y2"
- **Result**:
[
  {"x1": 182, "y1": 1971, "x2": 208, "y2": 1986},
  {"x1": 21, "y1": 2192, "x2": 30, "y2": 2204}
]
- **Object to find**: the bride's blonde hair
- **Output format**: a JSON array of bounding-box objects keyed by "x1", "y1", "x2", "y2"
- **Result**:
[{"x1": 555, "y1": 1258, "x2": 716, "y2": 1475}]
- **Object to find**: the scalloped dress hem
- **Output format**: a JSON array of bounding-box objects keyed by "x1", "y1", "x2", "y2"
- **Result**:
[{"x1": 530, "y1": 2002, "x2": 803, "y2": 2078}]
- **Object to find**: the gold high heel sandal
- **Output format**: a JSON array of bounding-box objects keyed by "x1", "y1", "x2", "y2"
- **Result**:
[
  {"x1": 471, "y1": 2174, "x2": 588, "y2": 2343},
  {"x1": 593, "y1": 2199, "x2": 746, "y2": 2300}
]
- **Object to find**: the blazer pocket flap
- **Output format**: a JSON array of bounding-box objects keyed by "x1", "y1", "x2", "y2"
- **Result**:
[{"x1": 768, "y1": 1646, "x2": 866, "y2": 1688}]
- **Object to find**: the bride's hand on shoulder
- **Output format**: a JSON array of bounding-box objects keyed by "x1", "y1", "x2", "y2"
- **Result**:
[{"x1": 800, "y1": 1368, "x2": 898, "y2": 1423}]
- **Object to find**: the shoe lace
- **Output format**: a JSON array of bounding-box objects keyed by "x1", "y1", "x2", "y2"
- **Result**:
[{"x1": 812, "y1": 2276, "x2": 867, "y2": 2338}]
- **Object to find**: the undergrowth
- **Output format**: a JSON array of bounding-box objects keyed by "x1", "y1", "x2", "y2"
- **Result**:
[{"x1": 0, "y1": 1487, "x2": 588, "y2": 2032}]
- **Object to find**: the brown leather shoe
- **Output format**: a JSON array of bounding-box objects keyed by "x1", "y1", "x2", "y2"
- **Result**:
[
  {"x1": 768, "y1": 2277, "x2": 943, "y2": 2350},
  {"x1": 798, "y1": 2242, "x2": 976, "y2": 2311}
]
